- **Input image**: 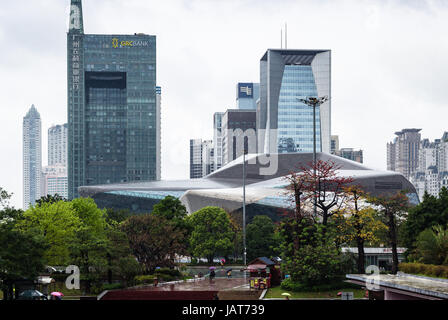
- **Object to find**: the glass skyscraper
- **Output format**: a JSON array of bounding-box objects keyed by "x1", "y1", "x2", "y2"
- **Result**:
[
  {"x1": 67, "y1": 0, "x2": 159, "y2": 199},
  {"x1": 258, "y1": 49, "x2": 331, "y2": 154}
]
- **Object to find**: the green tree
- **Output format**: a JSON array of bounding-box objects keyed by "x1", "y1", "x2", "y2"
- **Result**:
[
  {"x1": 410, "y1": 225, "x2": 448, "y2": 265},
  {"x1": 246, "y1": 215, "x2": 278, "y2": 261},
  {"x1": 402, "y1": 188, "x2": 448, "y2": 255},
  {"x1": 121, "y1": 214, "x2": 187, "y2": 273},
  {"x1": 334, "y1": 186, "x2": 387, "y2": 274},
  {"x1": 367, "y1": 192, "x2": 410, "y2": 274},
  {"x1": 152, "y1": 196, "x2": 190, "y2": 232},
  {"x1": 0, "y1": 207, "x2": 47, "y2": 300},
  {"x1": 18, "y1": 201, "x2": 80, "y2": 265},
  {"x1": 35, "y1": 193, "x2": 67, "y2": 206},
  {"x1": 277, "y1": 218, "x2": 350, "y2": 288},
  {"x1": 69, "y1": 198, "x2": 109, "y2": 293},
  {"x1": 187, "y1": 206, "x2": 234, "y2": 263}
]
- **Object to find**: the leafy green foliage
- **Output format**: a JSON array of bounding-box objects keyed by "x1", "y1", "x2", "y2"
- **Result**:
[
  {"x1": 18, "y1": 200, "x2": 80, "y2": 265},
  {"x1": 399, "y1": 262, "x2": 448, "y2": 278},
  {"x1": 0, "y1": 210, "x2": 47, "y2": 281},
  {"x1": 277, "y1": 218, "x2": 353, "y2": 287},
  {"x1": 187, "y1": 206, "x2": 234, "y2": 263},
  {"x1": 402, "y1": 188, "x2": 448, "y2": 254},
  {"x1": 246, "y1": 215, "x2": 279, "y2": 261},
  {"x1": 408, "y1": 225, "x2": 448, "y2": 265},
  {"x1": 35, "y1": 194, "x2": 67, "y2": 206},
  {"x1": 121, "y1": 214, "x2": 187, "y2": 273}
]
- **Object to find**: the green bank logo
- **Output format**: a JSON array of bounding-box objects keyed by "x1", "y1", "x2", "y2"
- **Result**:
[{"x1": 111, "y1": 38, "x2": 149, "y2": 48}]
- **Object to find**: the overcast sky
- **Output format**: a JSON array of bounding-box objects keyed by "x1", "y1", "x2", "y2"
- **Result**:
[{"x1": 1, "y1": 0, "x2": 448, "y2": 209}]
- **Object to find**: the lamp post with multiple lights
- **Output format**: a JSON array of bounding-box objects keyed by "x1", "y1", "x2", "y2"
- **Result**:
[{"x1": 297, "y1": 96, "x2": 328, "y2": 215}]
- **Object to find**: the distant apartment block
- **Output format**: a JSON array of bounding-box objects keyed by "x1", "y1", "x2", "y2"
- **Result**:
[
  {"x1": 387, "y1": 129, "x2": 421, "y2": 179},
  {"x1": 190, "y1": 139, "x2": 214, "y2": 179},
  {"x1": 331, "y1": 135, "x2": 363, "y2": 163},
  {"x1": 48, "y1": 124, "x2": 68, "y2": 166},
  {"x1": 409, "y1": 132, "x2": 448, "y2": 200},
  {"x1": 41, "y1": 164, "x2": 68, "y2": 199}
]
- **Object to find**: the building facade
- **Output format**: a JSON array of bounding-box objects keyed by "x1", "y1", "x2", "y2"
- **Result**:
[
  {"x1": 258, "y1": 49, "x2": 331, "y2": 154},
  {"x1": 222, "y1": 109, "x2": 257, "y2": 166},
  {"x1": 190, "y1": 139, "x2": 203, "y2": 179},
  {"x1": 23, "y1": 105, "x2": 42, "y2": 209},
  {"x1": 236, "y1": 82, "x2": 260, "y2": 110},
  {"x1": 213, "y1": 112, "x2": 224, "y2": 172},
  {"x1": 48, "y1": 124, "x2": 68, "y2": 166},
  {"x1": 387, "y1": 129, "x2": 421, "y2": 179},
  {"x1": 67, "y1": 0, "x2": 159, "y2": 199},
  {"x1": 409, "y1": 132, "x2": 448, "y2": 200},
  {"x1": 41, "y1": 165, "x2": 68, "y2": 199}
]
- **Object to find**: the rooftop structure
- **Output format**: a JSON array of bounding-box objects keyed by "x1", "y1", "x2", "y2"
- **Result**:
[{"x1": 79, "y1": 152, "x2": 418, "y2": 218}]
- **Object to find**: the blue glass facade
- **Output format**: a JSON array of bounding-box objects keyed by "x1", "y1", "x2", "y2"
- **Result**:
[
  {"x1": 67, "y1": 0, "x2": 158, "y2": 199},
  {"x1": 259, "y1": 49, "x2": 331, "y2": 154},
  {"x1": 277, "y1": 65, "x2": 321, "y2": 153}
]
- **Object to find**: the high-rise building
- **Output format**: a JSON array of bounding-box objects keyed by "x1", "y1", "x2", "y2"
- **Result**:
[
  {"x1": 330, "y1": 135, "x2": 339, "y2": 155},
  {"x1": 330, "y1": 135, "x2": 363, "y2": 163},
  {"x1": 222, "y1": 109, "x2": 257, "y2": 165},
  {"x1": 387, "y1": 129, "x2": 421, "y2": 179},
  {"x1": 336, "y1": 148, "x2": 363, "y2": 163},
  {"x1": 156, "y1": 86, "x2": 161, "y2": 180},
  {"x1": 23, "y1": 105, "x2": 42, "y2": 209},
  {"x1": 258, "y1": 49, "x2": 331, "y2": 154},
  {"x1": 41, "y1": 165, "x2": 68, "y2": 199},
  {"x1": 48, "y1": 124, "x2": 68, "y2": 166},
  {"x1": 201, "y1": 140, "x2": 214, "y2": 177},
  {"x1": 67, "y1": 0, "x2": 159, "y2": 199},
  {"x1": 213, "y1": 112, "x2": 224, "y2": 172},
  {"x1": 190, "y1": 139, "x2": 203, "y2": 179},
  {"x1": 189, "y1": 139, "x2": 214, "y2": 179},
  {"x1": 236, "y1": 83, "x2": 260, "y2": 110},
  {"x1": 409, "y1": 132, "x2": 448, "y2": 200}
]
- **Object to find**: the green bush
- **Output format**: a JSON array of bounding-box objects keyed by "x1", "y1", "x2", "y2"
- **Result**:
[
  {"x1": 101, "y1": 283, "x2": 125, "y2": 291},
  {"x1": 399, "y1": 262, "x2": 448, "y2": 279},
  {"x1": 154, "y1": 268, "x2": 182, "y2": 278},
  {"x1": 134, "y1": 274, "x2": 157, "y2": 284},
  {"x1": 280, "y1": 277, "x2": 358, "y2": 292}
]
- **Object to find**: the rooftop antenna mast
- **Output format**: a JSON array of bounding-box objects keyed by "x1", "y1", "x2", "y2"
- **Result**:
[
  {"x1": 285, "y1": 23, "x2": 287, "y2": 49},
  {"x1": 281, "y1": 28, "x2": 283, "y2": 49}
]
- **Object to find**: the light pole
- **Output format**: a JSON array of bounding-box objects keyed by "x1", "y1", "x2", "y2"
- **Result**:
[
  {"x1": 297, "y1": 96, "x2": 328, "y2": 216},
  {"x1": 242, "y1": 146, "x2": 247, "y2": 267}
]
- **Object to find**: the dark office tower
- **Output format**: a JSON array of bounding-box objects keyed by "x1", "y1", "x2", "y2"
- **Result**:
[
  {"x1": 67, "y1": 0, "x2": 158, "y2": 199},
  {"x1": 222, "y1": 109, "x2": 257, "y2": 165},
  {"x1": 258, "y1": 49, "x2": 331, "y2": 154}
]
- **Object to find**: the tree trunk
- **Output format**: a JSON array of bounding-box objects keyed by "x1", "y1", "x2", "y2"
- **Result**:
[
  {"x1": 357, "y1": 238, "x2": 365, "y2": 274},
  {"x1": 387, "y1": 212, "x2": 399, "y2": 274}
]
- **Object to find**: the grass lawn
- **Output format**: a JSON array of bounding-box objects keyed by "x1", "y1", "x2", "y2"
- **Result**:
[{"x1": 265, "y1": 285, "x2": 366, "y2": 299}]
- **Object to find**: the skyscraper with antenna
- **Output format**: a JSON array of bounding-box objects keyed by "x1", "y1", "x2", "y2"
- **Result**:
[{"x1": 67, "y1": 0, "x2": 160, "y2": 199}]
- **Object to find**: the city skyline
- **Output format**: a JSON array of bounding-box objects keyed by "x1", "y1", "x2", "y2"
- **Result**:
[{"x1": 2, "y1": 0, "x2": 448, "y2": 208}]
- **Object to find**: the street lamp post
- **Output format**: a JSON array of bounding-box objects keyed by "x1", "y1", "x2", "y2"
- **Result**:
[
  {"x1": 297, "y1": 96, "x2": 328, "y2": 216},
  {"x1": 242, "y1": 147, "x2": 247, "y2": 267}
]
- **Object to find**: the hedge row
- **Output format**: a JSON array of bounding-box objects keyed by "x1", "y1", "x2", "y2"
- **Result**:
[{"x1": 399, "y1": 262, "x2": 448, "y2": 279}]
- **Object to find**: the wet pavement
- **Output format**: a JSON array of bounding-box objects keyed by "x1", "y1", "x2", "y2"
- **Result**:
[{"x1": 133, "y1": 278, "x2": 250, "y2": 292}]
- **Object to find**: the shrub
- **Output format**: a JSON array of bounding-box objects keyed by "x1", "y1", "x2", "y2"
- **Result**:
[
  {"x1": 280, "y1": 277, "x2": 358, "y2": 292},
  {"x1": 399, "y1": 262, "x2": 448, "y2": 279},
  {"x1": 134, "y1": 274, "x2": 157, "y2": 284}
]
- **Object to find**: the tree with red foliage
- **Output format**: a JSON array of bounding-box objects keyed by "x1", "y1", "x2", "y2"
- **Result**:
[{"x1": 299, "y1": 160, "x2": 354, "y2": 226}]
